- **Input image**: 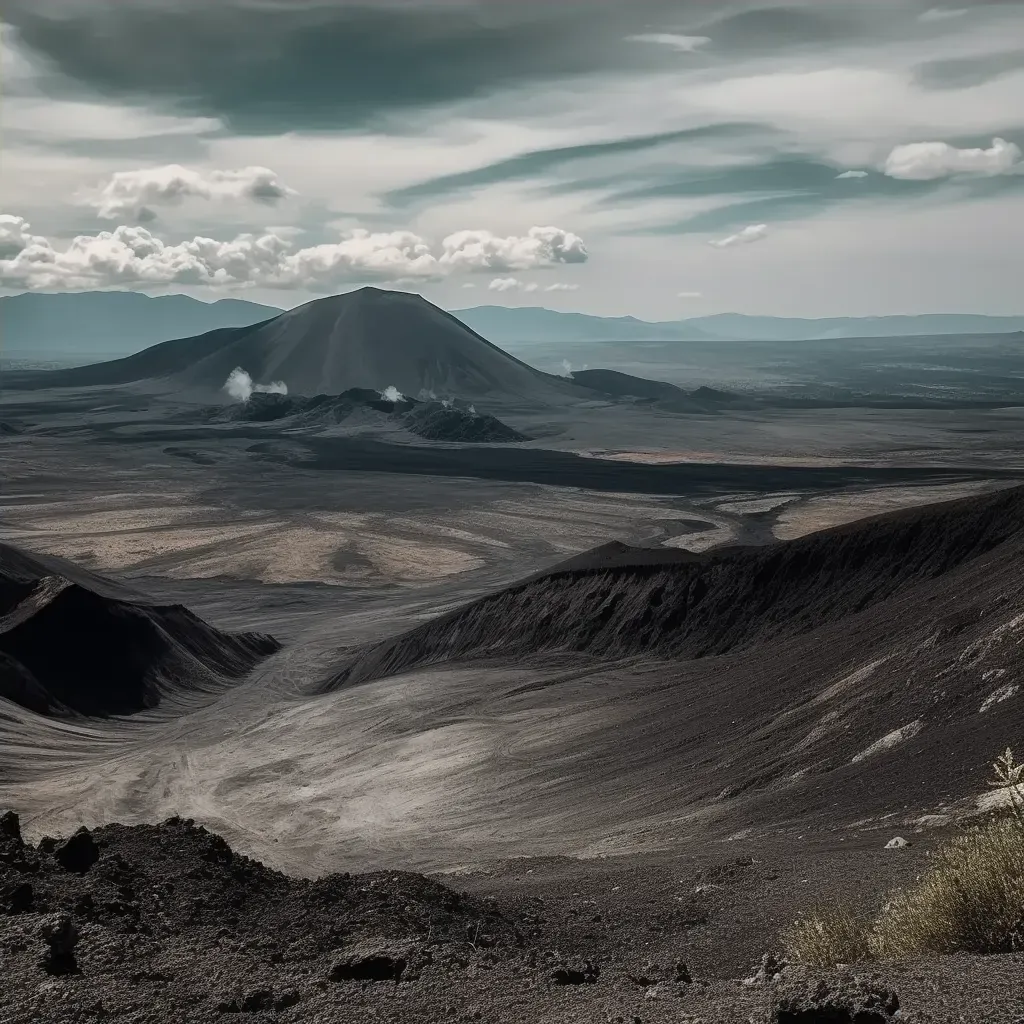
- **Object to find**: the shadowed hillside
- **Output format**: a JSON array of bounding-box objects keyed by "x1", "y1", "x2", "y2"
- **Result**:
[{"x1": 0, "y1": 545, "x2": 280, "y2": 717}]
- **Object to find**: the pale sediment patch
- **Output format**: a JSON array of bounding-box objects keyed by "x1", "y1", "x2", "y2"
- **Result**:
[
  {"x1": 852, "y1": 720, "x2": 923, "y2": 763},
  {"x1": 663, "y1": 523, "x2": 735, "y2": 552},
  {"x1": 774, "y1": 481, "x2": 1000, "y2": 540},
  {"x1": 813, "y1": 658, "x2": 889, "y2": 705},
  {"x1": 715, "y1": 493, "x2": 801, "y2": 515},
  {"x1": 980, "y1": 683, "x2": 1019, "y2": 713}
]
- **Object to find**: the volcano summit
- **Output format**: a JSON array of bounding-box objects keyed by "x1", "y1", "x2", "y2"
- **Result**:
[{"x1": 29, "y1": 287, "x2": 580, "y2": 406}]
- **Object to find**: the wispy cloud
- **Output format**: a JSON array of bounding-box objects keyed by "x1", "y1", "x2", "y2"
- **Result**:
[
  {"x1": 918, "y1": 8, "x2": 968, "y2": 22},
  {"x1": 628, "y1": 33, "x2": 711, "y2": 53},
  {"x1": 709, "y1": 223, "x2": 768, "y2": 248},
  {"x1": 836, "y1": 170, "x2": 869, "y2": 179}
]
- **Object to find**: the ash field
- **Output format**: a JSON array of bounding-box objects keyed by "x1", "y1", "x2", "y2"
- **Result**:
[{"x1": 2, "y1": 288, "x2": 1024, "y2": 1023}]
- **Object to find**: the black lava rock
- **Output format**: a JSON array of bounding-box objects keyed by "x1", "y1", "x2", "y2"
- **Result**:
[
  {"x1": 40, "y1": 914, "x2": 80, "y2": 975},
  {"x1": 55, "y1": 829, "x2": 100, "y2": 874}
]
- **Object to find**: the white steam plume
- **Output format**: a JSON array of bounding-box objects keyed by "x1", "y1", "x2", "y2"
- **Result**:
[
  {"x1": 223, "y1": 367, "x2": 287, "y2": 402},
  {"x1": 380, "y1": 385, "x2": 404, "y2": 402},
  {"x1": 560, "y1": 359, "x2": 574, "y2": 378}
]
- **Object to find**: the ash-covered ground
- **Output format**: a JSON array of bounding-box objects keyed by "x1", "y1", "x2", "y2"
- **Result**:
[
  {"x1": 2, "y1": 294, "x2": 1024, "y2": 1021},
  {"x1": 4, "y1": 811, "x2": 1022, "y2": 1023}
]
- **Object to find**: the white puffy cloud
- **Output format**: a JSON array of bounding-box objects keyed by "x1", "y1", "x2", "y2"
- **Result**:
[
  {"x1": 836, "y1": 170, "x2": 869, "y2": 179},
  {"x1": 83, "y1": 164, "x2": 297, "y2": 220},
  {"x1": 543, "y1": 282, "x2": 579, "y2": 292},
  {"x1": 628, "y1": 33, "x2": 710, "y2": 52},
  {"x1": 0, "y1": 214, "x2": 47, "y2": 259},
  {"x1": 0, "y1": 219, "x2": 590, "y2": 292},
  {"x1": 677, "y1": 290, "x2": 703, "y2": 299},
  {"x1": 441, "y1": 226, "x2": 588, "y2": 273},
  {"x1": 883, "y1": 137, "x2": 1023, "y2": 181},
  {"x1": 709, "y1": 223, "x2": 768, "y2": 248}
]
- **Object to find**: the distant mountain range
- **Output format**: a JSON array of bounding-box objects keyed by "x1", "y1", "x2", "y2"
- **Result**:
[
  {"x1": 2, "y1": 289, "x2": 1022, "y2": 359},
  {"x1": 457, "y1": 306, "x2": 1024, "y2": 344},
  {"x1": 1, "y1": 291, "x2": 281, "y2": 358}
]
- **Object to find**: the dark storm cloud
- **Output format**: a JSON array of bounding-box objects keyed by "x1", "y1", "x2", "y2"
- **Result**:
[{"x1": 2, "y1": 0, "x2": 889, "y2": 134}]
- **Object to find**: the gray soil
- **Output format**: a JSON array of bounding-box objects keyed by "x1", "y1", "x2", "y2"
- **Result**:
[{"x1": 2, "y1": 294, "x2": 1024, "y2": 1021}]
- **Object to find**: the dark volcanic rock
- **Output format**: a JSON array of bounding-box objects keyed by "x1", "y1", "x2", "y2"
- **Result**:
[
  {"x1": 54, "y1": 830, "x2": 99, "y2": 875},
  {"x1": 551, "y1": 961, "x2": 600, "y2": 985},
  {"x1": 330, "y1": 950, "x2": 408, "y2": 983},
  {"x1": 402, "y1": 402, "x2": 527, "y2": 443},
  {"x1": 775, "y1": 978, "x2": 900, "y2": 1022},
  {"x1": 40, "y1": 914, "x2": 80, "y2": 975},
  {"x1": 1, "y1": 880, "x2": 33, "y2": 914},
  {"x1": 0, "y1": 811, "x2": 21, "y2": 842}
]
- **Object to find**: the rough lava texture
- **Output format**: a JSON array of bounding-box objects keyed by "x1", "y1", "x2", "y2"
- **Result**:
[{"x1": 2, "y1": 814, "x2": 1021, "y2": 1022}]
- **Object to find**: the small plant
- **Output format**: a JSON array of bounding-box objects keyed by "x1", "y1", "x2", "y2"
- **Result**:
[
  {"x1": 990, "y1": 747, "x2": 1024, "y2": 826},
  {"x1": 782, "y1": 904, "x2": 872, "y2": 967}
]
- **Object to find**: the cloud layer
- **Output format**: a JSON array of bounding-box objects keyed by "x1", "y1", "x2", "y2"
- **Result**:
[
  {"x1": 883, "y1": 137, "x2": 1023, "y2": 181},
  {"x1": 85, "y1": 164, "x2": 296, "y2": 220},
  {"x1": 0, "y1": 219, "x2": 589, "y2": 291},
  {"x1": 487, "y1": 277, "x2": 579, "y2": 293}
]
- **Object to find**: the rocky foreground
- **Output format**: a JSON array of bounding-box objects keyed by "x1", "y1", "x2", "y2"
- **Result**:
[{"x1": 2, "y1": 812, "x2": 1023, "y2": 1022}]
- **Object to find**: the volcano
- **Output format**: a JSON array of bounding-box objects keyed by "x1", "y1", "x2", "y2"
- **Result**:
[{"x1": 28, "y1": 287, "x2": 579, "y2": 405}]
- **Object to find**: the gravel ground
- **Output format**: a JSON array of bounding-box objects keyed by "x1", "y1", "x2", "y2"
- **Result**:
[{"x1": 3, "y1": 813, "x2": 1022, "y2": 1023}]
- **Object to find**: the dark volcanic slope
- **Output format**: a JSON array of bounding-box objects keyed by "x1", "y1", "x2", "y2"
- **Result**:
[
  {"x1": 330, "y1": 484, "x2": 1024, "y2": 686},
  {"x1": 571, "y1": 368, "x2": 687, "y2": 401},
  {"x1": 402, "y1": 402, "x2": 527, "y2": 442},
  {"x1": 21, "y1": 288, "x2": 580, "y2": 404},
  {"x1": 219, "y1": 390, "x2": 528, "y2": 441},
  {"x1": 0, "y1": 544, "x2": 279, "y2": 717}
]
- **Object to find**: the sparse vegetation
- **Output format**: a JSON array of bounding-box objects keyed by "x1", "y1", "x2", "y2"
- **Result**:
[
  {"x1": 784, "y1": 748, "x2": 1024, "y2": 966},
  {"x1": 870, "y1": 818, "x2": 1024, "y2": 956},
  {"x1": 781, "y1": 904, "x2": 873, "y2": 967}
]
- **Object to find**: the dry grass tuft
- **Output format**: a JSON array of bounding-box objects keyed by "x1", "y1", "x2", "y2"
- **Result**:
[
  {"x1": 782, "y1": 904, "x2": 873, "y2": 967},
  {"x1": 783, "y1": 747, "x2": 1024, "y2": 966},
  {"x1": 869, "y1": 819, "x2": 1024, "y2": 957}
]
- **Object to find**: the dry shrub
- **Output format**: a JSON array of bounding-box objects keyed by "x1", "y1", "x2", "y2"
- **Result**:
[
  {"x1": 782, "y1": 904, "x2": 872, "y2": 967},
  {"x1": 784, "y1": 748, "x2": 1024, "y2": 965},
  {"x1": 870, "y1": 819, "x2": 1024, "y2": 957}
]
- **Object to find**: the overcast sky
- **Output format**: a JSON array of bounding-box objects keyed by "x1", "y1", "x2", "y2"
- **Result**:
[{"x1": 2, "y1": 0, "x2": 1023, "y2": 318}]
